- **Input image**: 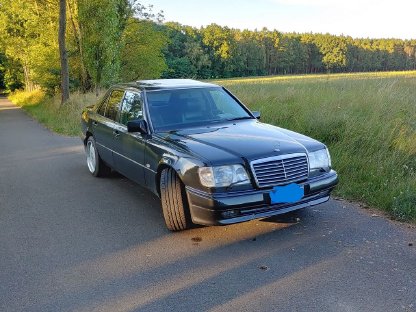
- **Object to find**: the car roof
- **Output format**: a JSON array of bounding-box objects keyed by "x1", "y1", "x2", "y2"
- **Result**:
[{"x1": 116, "y1": 79, "x2": 220, "y2": 91}]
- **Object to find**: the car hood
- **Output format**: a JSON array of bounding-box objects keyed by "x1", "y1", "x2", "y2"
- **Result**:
[{"x1": 156, "y1": 120, "x2": 326, "y2": 165}]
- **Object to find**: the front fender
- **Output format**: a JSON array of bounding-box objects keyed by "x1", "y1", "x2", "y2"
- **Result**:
[{"x1": 155, "y1": 153, "x2": 207, "y2": 194}]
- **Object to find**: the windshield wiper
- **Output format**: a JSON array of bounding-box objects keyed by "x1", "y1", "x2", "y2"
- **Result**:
[{"x1": 226, "y1": 116, "x2": 253, "y2": 121}]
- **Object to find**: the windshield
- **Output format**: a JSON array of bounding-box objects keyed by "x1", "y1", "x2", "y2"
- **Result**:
[{"x1": 146, "y1": 87, "x2": 252, "y2": 131}]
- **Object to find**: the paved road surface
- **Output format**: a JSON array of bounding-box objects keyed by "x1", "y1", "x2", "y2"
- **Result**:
[{"x1": 0, "y1": 97, "x2": 415, "y2": 312}]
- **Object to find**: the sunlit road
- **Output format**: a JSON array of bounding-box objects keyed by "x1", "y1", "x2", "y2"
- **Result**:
[{"x1": 0, "y1": 97, "x2": 415, "y2": 312}]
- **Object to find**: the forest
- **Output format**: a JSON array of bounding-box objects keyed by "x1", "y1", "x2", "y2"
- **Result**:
[{"x1": 0, "y1": 0, "x2": 415, "y2": 95}]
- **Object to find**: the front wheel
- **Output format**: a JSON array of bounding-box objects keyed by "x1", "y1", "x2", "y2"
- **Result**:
[
  {"x1": 86, "y1": 136, "x2": 111, "y2": 177},
  {"x1": 160, "y1": 168, "x2": 192, "y2": 231}
]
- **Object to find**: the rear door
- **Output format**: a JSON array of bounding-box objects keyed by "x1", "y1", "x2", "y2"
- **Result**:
[
  {"x1": 93, "y1": 89, "x2": 125, "y2": 168},
  {"x1": 112, "y1": 90, "x2": 146, "y2": 186}
]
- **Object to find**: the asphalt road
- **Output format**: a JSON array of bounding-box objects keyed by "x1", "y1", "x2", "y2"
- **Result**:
[{"x1": 0, "y1": 96, "x2": 415, "y2": 312}]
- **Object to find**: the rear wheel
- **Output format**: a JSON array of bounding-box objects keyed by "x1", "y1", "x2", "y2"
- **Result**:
[
  {"x1": 86, "y1": 136, "x2": 111, "y2": 177},
  {"x1": 160, "y1": 168, "x2": 192, "y2": 231}
]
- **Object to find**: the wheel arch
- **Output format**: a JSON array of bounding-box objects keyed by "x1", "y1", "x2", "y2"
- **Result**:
[
  {"x1": 155, "y1": 155, "x2": 188, "y2": 197},
  {"x1": 84, "y1": 131, "x2": 93, "y2": 146}
]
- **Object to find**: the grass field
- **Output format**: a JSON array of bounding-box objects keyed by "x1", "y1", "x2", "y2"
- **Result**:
[{"x1": 9, "y1": 71, "x2": 416, "y2": 221}]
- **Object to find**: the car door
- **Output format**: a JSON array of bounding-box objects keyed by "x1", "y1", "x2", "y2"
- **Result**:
[
  {"x1": 112, "y1": 90, "x2": 146, "y2": 187},
  {"x1": 93, "y1": 89, "x2": 125, "y2": 168}
]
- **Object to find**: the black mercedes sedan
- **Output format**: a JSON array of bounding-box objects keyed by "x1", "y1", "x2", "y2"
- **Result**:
[{"x1": 81, "y1": 79, "x2": 338, "y2": 231}]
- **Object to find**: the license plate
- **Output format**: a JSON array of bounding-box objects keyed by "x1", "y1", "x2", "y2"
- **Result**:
[{"x1": 269, "y1": 183, "x2": 304, "y2": 204}]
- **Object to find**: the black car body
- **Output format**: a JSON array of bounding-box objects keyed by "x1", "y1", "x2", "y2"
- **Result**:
[{"x1": 81, "y1": 79, "x2": 338, "y2": 231}]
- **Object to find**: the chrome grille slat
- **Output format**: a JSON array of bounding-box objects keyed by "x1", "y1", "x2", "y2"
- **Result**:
[
  {"x1": 283, "y1": 157, "x2": 305, "y2": 162},
  {"x1": 254, "y1": 168, "x2": 285, "y2": 174},
  {"x1": 283, "y1": 166, "x2": 308, "y2": 175},
  {"x1": 284, "y1": 157, "x2": 306, "y2": 161},
  {"x1": 285, "y1": 172, "x2": 308, "y2": 179},
  {"x1": 258, "y1": 173, "x2": 285, "y2": 180},
  {"x1": 283, "y1": 163, "x2": 307, "y2": 169},
  {"x1": 251, "y1": 153, "x2": 309, "y2": 188},
  {"x1": 254, "y1": 167, "x2": 283, "y2": 172},
  {"x1": 253, "y1": 164, "x2": 283, "y2": 169}
]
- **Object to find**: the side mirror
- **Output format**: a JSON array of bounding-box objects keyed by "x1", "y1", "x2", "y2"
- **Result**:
[
  {"x1": 252, "y1": 111, "x2": 261, "y2": 119},
  {"x1": 127, "y1": 119, "x2": 148, "y2": 134}
]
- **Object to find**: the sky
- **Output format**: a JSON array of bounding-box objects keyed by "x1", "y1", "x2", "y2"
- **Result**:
[{"x1": 143, "y1": 0, "x2": 416, "y2": 39}]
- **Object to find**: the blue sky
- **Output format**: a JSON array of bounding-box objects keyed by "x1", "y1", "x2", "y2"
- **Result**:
[{"x1": 143, "y1": 0, "x2": 415, "y2": 39}]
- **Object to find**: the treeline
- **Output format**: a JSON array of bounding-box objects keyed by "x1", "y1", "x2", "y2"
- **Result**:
[
  {"x1": 0, "y1": 0, "x2": 415, "y2": 94},
  {"x1": 161, "y1": 23, "x2": 416, "y2": 78}
]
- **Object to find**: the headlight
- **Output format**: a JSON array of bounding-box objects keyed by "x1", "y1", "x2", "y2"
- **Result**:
[
  {"x1": 198, "y1": 165, "x2": 250, "y2": 187},
  {"x1": 308, "y1": 148, "x2": 331, "y2": 172}
]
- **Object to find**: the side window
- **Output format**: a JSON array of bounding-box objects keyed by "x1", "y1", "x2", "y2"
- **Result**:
[
  {"x1": 119, "y1": 91, "x2": 143, "y2": 125},
  {"x1": 105, "y1": 90, "x2": 125, "y2": 121}
]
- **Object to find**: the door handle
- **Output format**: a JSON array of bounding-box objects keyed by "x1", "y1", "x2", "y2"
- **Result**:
[
  {"x1": 92, "y1": 121, "x2": 98, "y2": 126},
  {"x1": 113, "y1": 130, "x2": 120, "y2": 138}
]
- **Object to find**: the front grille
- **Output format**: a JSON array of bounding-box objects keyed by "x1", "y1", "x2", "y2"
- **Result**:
[{"x1": 251, "y1": 154, "x2": 309, "y2": 188}]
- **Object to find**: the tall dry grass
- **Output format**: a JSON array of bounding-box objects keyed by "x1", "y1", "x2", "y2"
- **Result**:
[{"x1": 9, "y1": 89, "x2": 103, "y2": 136}]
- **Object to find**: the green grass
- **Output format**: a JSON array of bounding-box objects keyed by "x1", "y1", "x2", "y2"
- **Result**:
[{"x1": 9, "y1": 71, "x2": 416, "y2": 221}]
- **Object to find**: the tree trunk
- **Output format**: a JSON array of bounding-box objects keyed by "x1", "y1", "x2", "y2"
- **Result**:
[
  {"x1": 22, "y1": 64, "x2": 33, "y2": 91},
  {"x1": 67, "y1": 0, "x2": 91, "y2": 92},
  {"x1": 59, "y1": 0, "x2": 70, "y2": 104}
]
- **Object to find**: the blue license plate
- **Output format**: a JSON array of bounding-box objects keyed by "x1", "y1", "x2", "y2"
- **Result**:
[{"x1": 269, "y1": 183, "x2": 304, "y2": 204}]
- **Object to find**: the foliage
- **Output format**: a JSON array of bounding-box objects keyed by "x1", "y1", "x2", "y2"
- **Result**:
[
  {"x1": 1, "y1": 56, "x2": 24, "y2": 91},
  {"x1": 0, "y1": 0, "x2": 60, "y2": 91},
  {"x1": 161, "y1": 22, "x2": 211, "y2": 78},
  {"x1": 0, "y1": 0, "x2": 167, "y2": 93},
  {"x1": 77, "y1": 0, "x2": 125, "y2": 90},
  {"x1": 121, "y1": 19, "x2": 167, "y2": 81},
  {"x1": 8, "y1": 89, "x2": 46, "y2": 106},
  {"x1": 161, "y1": 23, "x2": 416, "y2": 79},
  {"x1": 0, "y1": 51, "x2": 6, "y2": 90}
]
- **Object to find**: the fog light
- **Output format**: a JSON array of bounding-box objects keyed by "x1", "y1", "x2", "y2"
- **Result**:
[{"x1": 222, "y1": 209, "x2": 239, "y2": 218}]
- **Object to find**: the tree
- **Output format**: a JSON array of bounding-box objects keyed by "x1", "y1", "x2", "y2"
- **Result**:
[
  {"x1": 120, "y1": 19, "x2": 167, "y2": 81},
  {"x1": 59, "y1": 0, "x2": 70, "y2": 103},
  {"x1": 161, "y1": 22, "x2": 211, "y2": 79},
  {"x1": 0, "y1": 52, "x2": 5, "y2": 90},
  {"x1": 314, "y1": 34, "x2": 348, "y2": 72},
  {"x1": 201, "y1": 24, "x2": 234, "y2": 77},
  {"x1": 78, "y1": 0, "x2": 127, "y2": 94},
  {"x1": 67, "y1": 0, "x2": 91, "y2": 92},
  {"x1": 0, "y1": 0, "x2": 60, "y2": 92},
  {"x1": 259, "y1": 29, "x2": 281, "y2": 75}
]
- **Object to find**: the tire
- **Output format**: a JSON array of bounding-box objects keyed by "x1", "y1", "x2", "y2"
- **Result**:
[
  {"x1": 85, "y1": 136, "x2": 111, "y2": 177},
  {"x1": 160, "y1": 168, "x2": 191, "y2": 231}
]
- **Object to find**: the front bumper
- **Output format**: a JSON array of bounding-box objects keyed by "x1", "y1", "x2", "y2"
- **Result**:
[{"x1": 186, "y1": 170, "x2": 338, "y2": 226}]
